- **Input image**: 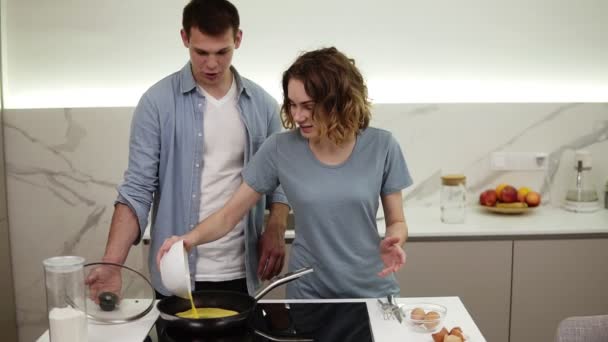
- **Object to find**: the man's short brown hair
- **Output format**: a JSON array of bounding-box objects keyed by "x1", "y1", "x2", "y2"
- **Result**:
[{"x1": 182, "y1": 0, "x2": 240, "y2": 38}]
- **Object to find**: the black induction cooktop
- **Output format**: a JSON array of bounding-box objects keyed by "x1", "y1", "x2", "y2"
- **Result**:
[{"x1": 160, "y1": 302, "x2": 373, "y2": 342}]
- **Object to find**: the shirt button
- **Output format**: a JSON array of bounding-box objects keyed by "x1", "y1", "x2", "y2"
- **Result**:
[
  {"x1": 190, "y1": 224, "x2": 194, "y2": 228},
  {"x1": 198, "y1": 103, "x2": 202, "y2": 107},
  {"x1": 198, "y1": 132, "x2": 202, "y2": 137},
  {"x1": 195, "y1": 163, "x2": 200, "y2": 167},
  {"x1": 192, "y1": 194, "x2": 196, "y2": 198}
]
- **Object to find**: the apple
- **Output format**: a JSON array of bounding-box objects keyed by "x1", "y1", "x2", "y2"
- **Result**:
[
  {"x1": 479, "y1": 189, "x2": 498, "y2": 206},
  {"x1": 499, "y1": 185, "x2": 518, "y2": 203},
  {"x1": 525, "y1": 191, "x2": 541, "y2": 207},
  {"x1": 495, "y1": 183, "x2": 508, "y2": 196}
]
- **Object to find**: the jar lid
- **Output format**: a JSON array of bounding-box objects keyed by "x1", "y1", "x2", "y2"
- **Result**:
[
  {"x1": 43, "y1": 256, "x2": 85, "y2": 272},
  {"x1": 441, "y1": 174, "x2": 466, "y2": 186}
]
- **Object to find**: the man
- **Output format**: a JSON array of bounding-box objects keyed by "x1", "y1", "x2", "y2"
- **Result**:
[{"x1": 87, "y1": 0, "x2": 289, "y2": 300}]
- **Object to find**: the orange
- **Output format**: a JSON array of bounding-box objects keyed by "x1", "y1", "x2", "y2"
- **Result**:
[{"x1": 517, "y1": 187, "x2": 531, "y2": 202}]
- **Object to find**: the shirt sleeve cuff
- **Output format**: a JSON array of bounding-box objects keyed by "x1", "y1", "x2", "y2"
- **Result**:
[{"x1": 115, "y1": 193, "x2": 146, "y2": 245}]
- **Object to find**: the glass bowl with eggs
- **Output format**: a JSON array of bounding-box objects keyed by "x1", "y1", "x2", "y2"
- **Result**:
[{"x1": 400, "y1": 303, "x2": 447, "y2": 333}]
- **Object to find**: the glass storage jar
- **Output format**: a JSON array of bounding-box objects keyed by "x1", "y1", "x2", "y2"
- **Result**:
[
  {"x1": 440, "y1": 174, "x2": 467, "y2": 223},
  {"x1": 43, "y1": 256, "x2": 88, "y2": 342}
]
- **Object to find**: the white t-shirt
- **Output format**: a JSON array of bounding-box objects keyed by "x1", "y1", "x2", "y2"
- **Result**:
[{"x1": 195, "y1": 79, "x2": 247, "y2": 281}]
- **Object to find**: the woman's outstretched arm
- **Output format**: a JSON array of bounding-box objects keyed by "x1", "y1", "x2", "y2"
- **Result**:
[{"x1": 156, "y1": 182, "x2": 262, "y2": 266}]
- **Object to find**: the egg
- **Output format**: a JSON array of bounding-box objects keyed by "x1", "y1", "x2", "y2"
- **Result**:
[
  {"x1": 432, "y1": 327, "x2": 449, "y2": 342},
  {"x1": 424, "y1": 311, "x2": 441, "y2": 329},
  {"x1": 449, "y1": 327, "x2": 465, "y2": 339},
  {"x1": 410, "y1": 307, "x2": 426, "y2": 321},
  {"x1": 444, "y1": 335, "x2": 463, "y2": 342}
]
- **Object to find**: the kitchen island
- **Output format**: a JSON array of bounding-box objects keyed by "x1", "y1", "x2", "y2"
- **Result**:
[
  {"x1": 140, "y1": 206, "x2": 607, "y2": 342},
  {"x1": 273, "y1": 206, "x2": 608, "y2": 342},
  {"x1": 373, "y1": 206, "x2": 608, "y2": 342},
  {"x1": 37, "y1": 296, "x2": 485, "y2": 341}
]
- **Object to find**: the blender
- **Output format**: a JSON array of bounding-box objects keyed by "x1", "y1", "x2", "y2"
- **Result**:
[{"x1": 563, "y1": 150, "x2": 600, "y2": 213}]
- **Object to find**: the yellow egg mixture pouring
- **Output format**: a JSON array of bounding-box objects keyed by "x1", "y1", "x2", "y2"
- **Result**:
[
  {"x1": 187, "y1": 292, "x2": 199, "y2": 318},
  {"x1": 175, "y1": 292, "x2": 238, "y2": 319}
]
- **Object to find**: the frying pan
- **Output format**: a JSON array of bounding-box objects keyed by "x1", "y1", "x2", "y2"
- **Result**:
[{"x1": 157, "y1": 267, "x2": 313, "y2": 334}]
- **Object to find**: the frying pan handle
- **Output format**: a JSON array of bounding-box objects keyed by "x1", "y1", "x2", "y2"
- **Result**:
[{"x1": 254, "y1": 267, "x2": 314, "y2": 301}]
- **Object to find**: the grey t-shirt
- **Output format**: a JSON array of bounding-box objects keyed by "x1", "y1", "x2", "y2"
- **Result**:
[{"x1": 243, "y1": 127, "x2": 412, "y2": 298}]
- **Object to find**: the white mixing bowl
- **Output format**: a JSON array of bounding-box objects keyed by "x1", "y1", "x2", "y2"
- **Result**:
[{"x1": 159, "y1": 240, "x2": 191, "y2": 299}]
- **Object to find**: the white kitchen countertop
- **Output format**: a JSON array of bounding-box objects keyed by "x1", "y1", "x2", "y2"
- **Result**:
[
  {"x1": 37, "y1": 297, "x2": 485, "y2": 342},
  {"x1": 370, "y1": 296, "x2": 486, "y2": 342},
  {"x1": 142, "y1": 206, "x2": 608, "y2": 243},
  {"x1": 284, "y1": 206, "x2": 608, "y2": 240},
  {"x1": 36, "y1": 299, "x2": 159, "y2": 342},
  {"x1": 263, "y1": 297, "x2": 486, "y2": 342}
]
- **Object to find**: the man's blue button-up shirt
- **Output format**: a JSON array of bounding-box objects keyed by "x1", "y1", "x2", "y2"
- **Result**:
[{"x1": 117, "y1": 62, "x2": 287, "y2": 295}]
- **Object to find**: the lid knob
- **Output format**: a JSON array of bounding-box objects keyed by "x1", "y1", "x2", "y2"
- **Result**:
[{"x1": 99, "y1": 292, "x2": 119, "y2": 312}]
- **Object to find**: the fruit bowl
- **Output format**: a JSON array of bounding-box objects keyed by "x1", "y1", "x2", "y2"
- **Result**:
[
  {"x1": 481, "y1": 205, "x2": 532, "y2": 214},
  {"x1": 400, "y1": 303, "x2": 447, "y2": 333},
  {"x1": 479, "y1": 184, "x2": 541, "y2": 214}
]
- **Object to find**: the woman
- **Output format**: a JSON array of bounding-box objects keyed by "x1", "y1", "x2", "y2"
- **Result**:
[{"x1": 158, "y1": 47, "x2": 413, "y2": 298}]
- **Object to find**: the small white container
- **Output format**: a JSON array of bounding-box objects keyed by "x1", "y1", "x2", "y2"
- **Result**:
[{"x1": 440, "y1": 174, "x2": 467, "y2": 224}]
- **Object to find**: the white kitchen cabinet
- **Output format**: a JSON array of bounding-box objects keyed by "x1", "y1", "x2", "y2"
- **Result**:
[{"x1": 510, "y1": 239, "x2": 608, "y2": 342}]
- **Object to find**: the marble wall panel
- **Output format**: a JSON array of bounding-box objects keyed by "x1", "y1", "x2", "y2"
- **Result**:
[
  {"x1": 371, "y1": 103, "x2": 608, "y2": 208},
  {"x1": 3, "y1": 107, "x2": 140, "y2": 342},
  {"x1": 3, "y1": 103, "x2": 607, "y2": 341},
  {"x1": 0, "y1": 110, "x2": 18, "y2": 342}
]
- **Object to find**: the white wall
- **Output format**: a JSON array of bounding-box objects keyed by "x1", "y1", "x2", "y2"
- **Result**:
[{"x1": 2, "y1": 0, "x2": 608, "y2": 108}]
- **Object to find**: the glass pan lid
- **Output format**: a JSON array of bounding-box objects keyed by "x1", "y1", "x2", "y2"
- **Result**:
[{"x1": 84, "y1": 262, "x2": 156, "y2": 324}]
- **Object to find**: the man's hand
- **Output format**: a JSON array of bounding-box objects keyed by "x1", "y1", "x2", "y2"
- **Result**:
[
  {"x1": 85, "y1": 264, "x2": 123, "y2": 304},
  {"x1": 257, "y1": 204, "x2": 289, "y2": 280},
  {"x1": 378, "y1": 236, "x2": 407, "y2": 277}
]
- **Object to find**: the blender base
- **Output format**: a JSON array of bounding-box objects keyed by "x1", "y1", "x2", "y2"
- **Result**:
[{"x1": 563, "y1": 200, "x2": 601, "y2": 213}]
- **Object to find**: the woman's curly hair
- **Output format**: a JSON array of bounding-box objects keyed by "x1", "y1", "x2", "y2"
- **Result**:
[{"x1": 281, "y1": 47, "x2": 371, "y2": 145}]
